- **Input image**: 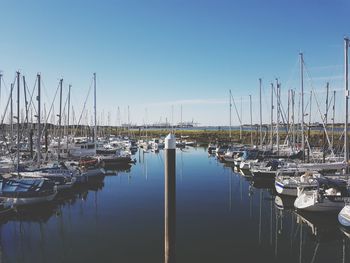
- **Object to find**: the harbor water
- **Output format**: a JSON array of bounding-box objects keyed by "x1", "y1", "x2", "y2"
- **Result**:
[{"x1": 0, "y1": 147, "x2": 349, "y2": 263}]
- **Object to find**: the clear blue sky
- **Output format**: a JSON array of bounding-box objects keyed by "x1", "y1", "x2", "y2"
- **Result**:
[{"x1": 0, "y1": 0, "x2": 349, "y2": 126}]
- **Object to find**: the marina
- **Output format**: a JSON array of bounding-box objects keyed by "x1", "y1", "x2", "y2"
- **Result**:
[
  {"x1": 0, "y1": 147, "x2": 349, "y2": 263},
  {"x1": 1, "y1": 1, "x2": 350, "y2": 262},
  {"x1": 1, "y1": 42, "x2": 350, "y2": 261}
]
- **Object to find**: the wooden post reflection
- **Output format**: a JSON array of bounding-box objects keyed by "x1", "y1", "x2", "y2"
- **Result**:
[{"x1": 164, "y1": 133, "x2": 176, "y2": 263}]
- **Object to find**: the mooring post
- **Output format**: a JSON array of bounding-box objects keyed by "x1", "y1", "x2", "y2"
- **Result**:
[{"x1": 164, "y1": 133, "x2": 176, "y2": 263}]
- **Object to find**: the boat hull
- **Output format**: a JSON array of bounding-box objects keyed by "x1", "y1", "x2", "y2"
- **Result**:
[
  {"x1": 2, "y1": 191, "x2": 57, "y2": 206},
  {"x1": 294, "y1": 192, "x2": 345, "y2": 213},
  {"x1": 275, "y1": 181, "x2": 297, "y2": 196},
  {"x1": 339, "y1": 205, "x2": 350, "y2": 227}
]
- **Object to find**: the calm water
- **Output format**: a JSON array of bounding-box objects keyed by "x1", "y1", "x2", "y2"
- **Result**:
[{"x1": 0, "y1": 147, "x2": 349, "y2": 263}]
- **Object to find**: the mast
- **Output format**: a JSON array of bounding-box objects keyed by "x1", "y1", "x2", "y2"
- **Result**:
[
  {"x1": 94, "y1": 73, "x2": 97, "y2": 144},
  {"x1": 67, "y1": 84, "x2": 71, "y2": 154},
  {"x1": 259, "y1": 78, "x2": 262, "y2": 149},
  {"x1": 308, "y1": 91, "x2": 312, "y2": 163},
  {"x1": 37, "y1": 73, "x2": 41, "y2": 164},
  {"x1": 344, "y1": 37, "x2": 349, "y2": 165},
  {"x1": 10, "y1": 83, "x2": 13, "y2": 149},
  {"x1": 240, "y1": 96, "x2": 242, "y2": 141},
  {"x1": 117, "y1": 106, "x2": 121, "y2": 135},
  {"x1": 287, "y1": 89, "x2": 290, "y2": 138},
  {"x1": 58, "y1": 78, "x2": 63, "y2": 159},
  {"x1": 270, "y1": 83, "x2": 274, "y2": 150},
  {"x1": 332, "y1": 90, "x2": 336, "y2": 150},
  {"x1": 300, "y1": 52, "x2": 305, "y2": 161},
  {"x1": 22, "y1": 76, "x2": 29, "y2": 126},
  {"x1": 16, "y1": 71, "x2": 20, "y2": 174},
  {"x1": 276, "y1": 79, "x2": 280, "y2": 156},
  {"x1": 323, "y1": 83, "x2": 329, "y2": 163},
  {"x1": 229, "y1": 90, "x2": 232, "y2": 139},
  {"x1": 292, "y1": 89, "x2": 296, "y2": 150},
  {"x1": 250, "y1": 94, "x2": 253, "y2": 146},
  {"x1": 325, "y1": 82, "x2": 329, "y2": 125}
]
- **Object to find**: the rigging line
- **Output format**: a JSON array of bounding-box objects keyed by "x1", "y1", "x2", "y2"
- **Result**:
[
  {"x1": 230, "y1": 93, "x2": 242, "y2": 124},
  {"x1": 22, "y1": 76, "x2": 30, "y2": 125},
  {"x1": 272, "y1": 85, "x2": 293, "y2": 143},
  {"x1": 285, "y1": 56, "x2": 300, "y2": 90},
  {"x1": 72, "y1": 76, "x2": 94, "y2": 137},
  {"x1": 25, "y1": 76, "x2": 38, "y2": 117},
  {"x1": 0, "y1": 79, "x2": 16, "y2": 125},
  {"x1": 0, "y1": 76, "x2": 18, "y2": 167},
  {"x1": 42, "y1": 81, "x2": 60, "y2": 132},
  {"x1": 326, "y1": 92, "x2": 334, "y2": 115},
  {"x1": 303, "y1": 61, "x2": 334, "y2": 156},
  {"x1": 0, "y1": 73, "x2": 18, "y2": 123},
  {"x1": 0, "y1": 75, "x2": 9, "y2": 93},
  {"x1": 62, "y1": 90, "x2": 69, "y2": 117}
]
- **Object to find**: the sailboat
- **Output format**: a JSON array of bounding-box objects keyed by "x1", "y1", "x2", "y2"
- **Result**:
[
  {"x1": 294, "y1": 48, "x2": 350, "y2": 213},
  {"x1": 77, "y1": 73, "x2": 105, "y2": 180},
  {"x1": 0, "y1": 177, "x2": 57, "y2": 206},
  {"x1": 338, "y1": 37, "x2": 350, "y2": 227},
  {"x1": 0, "y1": 72, "x2": 58, "y2": 206}
]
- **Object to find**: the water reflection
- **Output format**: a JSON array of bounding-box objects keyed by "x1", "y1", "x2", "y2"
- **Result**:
[
  {"x1": 164, "y1": 146, "x2": 176, "y2": 263},
  {"x1": 0, "y1": 149, "x2": 349, "y2": 263},
  {"x1": 228, "y1": 165, "x2": 349, "y2": 263},
  {"x1": 103, "y1": 163, "x2": 132, "y2": 175}
]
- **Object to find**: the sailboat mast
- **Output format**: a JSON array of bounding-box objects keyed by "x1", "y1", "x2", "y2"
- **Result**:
[
  {"x1": 250, "y1": 94, "x2": 253, "y2": 146},
  {"x1": 16, "y1": 71, "x2": 20, "y2": 174},
  {"x1": 10, "y1": 83, "x2": 13, "y2": 149},
  {"x1": 259, "y1": 78, "x2": 262, "y2": 149},
  {"x1": 240, "y1": 96, "x2": 242, "y2": 141},
  {"x1": 332, "y1": 90, "x2": 336, "y2": 150},
  {"x1": 287, "y1": 89, "x2": 290, "y2": 137},
  {"x1": 37, "y1": 73, "x2": 41, "y2": 163},
  {"x1": 300, "y1": 53, "x2": 305, "y2": 161},
  {"x1": 308, "y1": 91, "x2": 312, "y2": 163},
  {"x1": 344, "y1": 38, "x2": 349, "y2": 164},
  {"x1": 145, "y1": 108, "x2": 148, "y2": 139},
  {"x1": 323, "y1": 83, "x2": 329, "y2": 163},
  {"x1": 23, "y1": 76, "x2": 29, "y2": 126},
  {"x1": 94, "y1": 73, "x2": 97, "y2": 144},
  {"x1": 292, "y1": 89, "x2": 295, "y2": 150},
  {"x1": 58, "y1": 78, "x2": 63, "y2": 159},
  {"x1": 276, "y1": 79, "x2": 280, "y2": 156},
  {"x1": 229, "y1": 90, "x2": 232, "y2": 139},
  {"x1": 67, "y1": 84, "x2": 71, "y2": 154},
  {"x1": 270, "y1": 83, "x2": 274, "y2": 150}
]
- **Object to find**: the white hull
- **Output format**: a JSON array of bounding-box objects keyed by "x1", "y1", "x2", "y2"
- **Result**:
[
  {"x1": 4, "y1": 191, "x2": 57, "y2": 206},
  {"x1": 275, "y1": 181, "x2": 297, "y2": 196},
  {"x1": 294, "y1": 191, "x2": 345, "y2": 213},
  {"x1": 275, "y1": 175, "x2": 318, "y2": 197},
  {"x1": 339, "y1": 205, "x2": 350, "y2": 227}
]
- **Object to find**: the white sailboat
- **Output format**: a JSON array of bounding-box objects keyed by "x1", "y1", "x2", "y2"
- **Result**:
[
  {"x1": 339, "y1": 37, "x2": 350, "y2": 227},
  {"x1": 294, "y1": 47, "x2": 350, "y2": 213}
]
